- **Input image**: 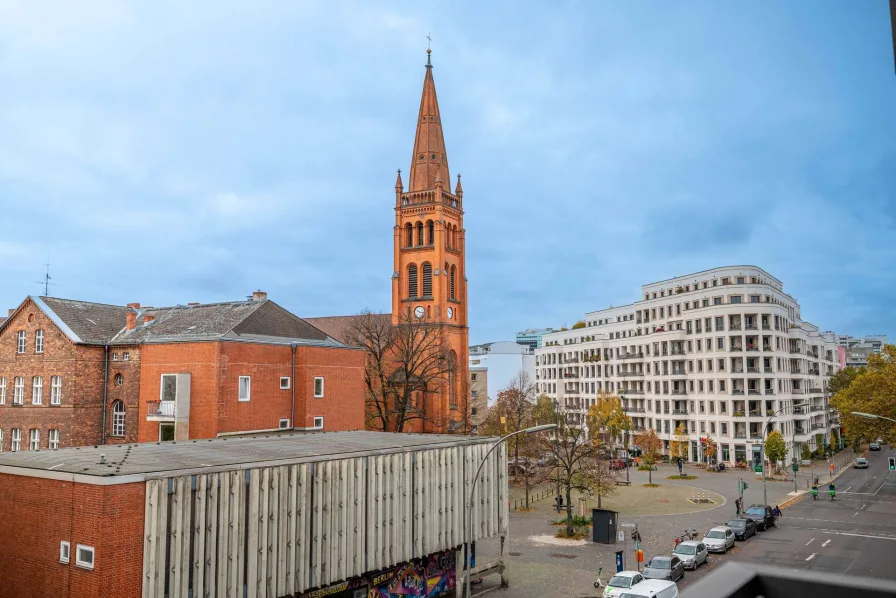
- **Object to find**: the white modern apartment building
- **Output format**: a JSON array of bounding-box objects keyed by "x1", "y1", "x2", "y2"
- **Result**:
[{"x1": 535, "y1": 266, "x2": 841, "y2": 466}]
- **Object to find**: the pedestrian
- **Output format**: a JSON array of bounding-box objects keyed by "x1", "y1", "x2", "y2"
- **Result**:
[
  {"x1": 678, "y1": 459, "x2": 683, "y2": 475},
  {"x1": 735, "y1": 496, "x2": 742, "y2": 516},
  {"x1": 773, "y1": 505, "x2": 782, "y2": 517}
]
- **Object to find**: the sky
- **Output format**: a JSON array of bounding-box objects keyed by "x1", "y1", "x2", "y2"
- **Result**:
[{"x1": 0, "y1": 1, "x2": 894, "y2": 345}]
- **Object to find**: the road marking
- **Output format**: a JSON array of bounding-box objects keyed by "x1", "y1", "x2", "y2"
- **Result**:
[
  {"x1": 806, "y1": 553, "x2": 816, "y2": 561},
  {"x1": 805, "y1": 538, "x2": 815, "y2": 546},
  {"x1": 853, "y1": 512, "x2": 858, "y2": 518},
  {"x1": 846, "y1": 486, "x2": 852, "y2": 492},
  {"x1": 821, "y1": 539, "x2": 831, "y2": 547}
]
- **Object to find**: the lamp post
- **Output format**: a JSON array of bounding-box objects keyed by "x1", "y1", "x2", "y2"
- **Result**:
[
  {"x1": 465, "y1": 423, "x2": 556, "y2": 598},
  {"x1": 852, "y1": 411, "x2": 896, "y2": 425},
  {"x1": 761, "y1": 401, "x2": 808, "y2": 508}
]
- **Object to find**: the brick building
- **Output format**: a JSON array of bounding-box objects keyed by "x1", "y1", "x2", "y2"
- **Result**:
[
  {"x1": 0, "y1": 292, "x2": 365, "y2": 451},
  {"x1": 0, "y1": 431, "x2": 509, "y2": 598}
]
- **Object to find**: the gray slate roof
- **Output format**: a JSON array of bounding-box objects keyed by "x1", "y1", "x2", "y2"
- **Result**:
[
  {"x1": 39, "y1": 297, "x2": 128, "y2": 344},
  {"x1": 0, "y1": 430, "x2": 492, "y2": 479}
]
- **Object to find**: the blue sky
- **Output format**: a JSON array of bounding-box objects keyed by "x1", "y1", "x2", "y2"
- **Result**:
[{"x1": 0, "y1": 1, "x2": 894, "y2": 344}]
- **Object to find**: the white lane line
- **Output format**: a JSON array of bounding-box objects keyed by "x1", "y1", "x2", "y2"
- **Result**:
[
  {"x1": 821, "y1": 539, "x2": 831, "y2": 547},
  {"x1": 806, "y1": 553, "x2": 817, "y2": 561},
  {"x1": 805, "y1": 538, "x2": 815, "y2": 546},
  {"x1": 862, "y1": 503, "x2": 867, "y2": 510},
  {"x1": 841, "y1": 532, "x2": 896, "y2": 541},
  {"x1": 846, "y1": 486, "x2": 852, "y2": 492},
  {"x1": 853, "y1": 512, "x2": 858, "y2": 518}
]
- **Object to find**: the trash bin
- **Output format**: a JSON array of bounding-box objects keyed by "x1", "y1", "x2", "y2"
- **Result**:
[{"x1": 592, "y1": 508, "x2": 618, "y2": 544}]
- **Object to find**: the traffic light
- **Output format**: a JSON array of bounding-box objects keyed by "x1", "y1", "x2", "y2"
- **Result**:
[{"x1": 889, "y1": 457, "x2": 895, "y2": 471}]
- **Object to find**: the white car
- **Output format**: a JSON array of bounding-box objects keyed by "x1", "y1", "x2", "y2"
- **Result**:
[
  {"x1": 603, "y1": 571, "x2": 645, "y2": 598},
  {"x1": 672, "y1": 540, "x2": 708, "y2": 570},
  {"x1": 701, "y1": 526, "x2": 736, "y2": 553},
  {"x1": 619, "y1": 579, "x2": 679, "y2": 598}
]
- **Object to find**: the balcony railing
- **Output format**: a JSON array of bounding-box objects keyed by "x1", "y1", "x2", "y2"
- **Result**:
[
  {"x1": 147, "y1": 400, "x2": 176, "y2": 418},
  {"x1": 748, "y1": 389, "x2": 761, "y2": 395},
  {"x1": 745, "y1": 324, "x2": 758, "y2": 330},
  {"x1": 622, "y1": 352, "x2": 644, "y2": 359},
  {"x1": 619, "y1": 371, "x2": 644, "y2": 377},
  {"x1": 764, "y1": 367, "x2": 773, "y2": 373},
  {"x1": 747, "y1": 367, "x2": 760, "y2": 373},
  {"x1": 811, "y1": 405, "x2": 824, "y2": 412},
  {"x1": 673, "y1": 409, "x2": 689, "y2": 415},
  {"x1": 809, "y1": 387, "x2": 823, "y2": 394},
  {"x1": 789, "y1": 348, "x2": 802, "y2": 354},
  {"x1": 622, "y1": 389, "x2": 644, "y2": 395},
  {"x1": 765, "y1": 389, "x2": 775, "y2": 395},
  {"x1": 671, "y1": 348, "x2": 686, "y2": 356},
  {"x1": 734, "y1": 432, "x2": 747, "y2": 439},
  {"x1": 762, "y1": 324, "x2": 771, "y2": 330},
  {"x1": 748, "y1": 410, "x2": 762, "y2": 417},
  {"x1": 794, "y1": 407, "x2": 809, "y2": 415},
  {"x1": 763, "y1": 345, "x2": 772, "y2": 351},
  {"x1": 732, "y1": 367, "x2": 744, "y2": 373},
  {"x1": 670, "y1": 370, "x2": 687, "y2": 376},
  {"x1": 792, "y1": 388, "x2": 805, "y2": 394},
  {"x1": 811, "y1": 423, "x2": 824, "y2": 431},
  {"x1": 730, "y1": 346, "x2": 743, "y2": 352},
  {"x1": 794, "y1": 428, "x2": 808, "y2": 436},
  {"x1": 626, "y1": 407, "x2": 646, "y2": 413},
  {"x1": 671, "y1": 390, "x2": 688, "y2": 395},
  {"x1": 746, "y1": 346, "x2": 759, "y2": 352},
  {"x1": 729, "y1": 324, "x2": 742, "y2": 330},
  {"x1": 732, "y1": 389, "x2": 745, "y2": 395}
]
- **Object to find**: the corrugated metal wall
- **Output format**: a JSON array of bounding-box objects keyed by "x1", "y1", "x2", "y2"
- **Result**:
[{"x1": 141, "y1": 443, "x2": 507, "y2": 598}]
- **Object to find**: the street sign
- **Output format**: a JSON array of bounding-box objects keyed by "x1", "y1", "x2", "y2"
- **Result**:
[
  {"x1": 617, "y1": 531, "x2": 625, "y2": 542},
  {"x1": 621, "y1": 523, "x2": 636, "y2": 528}
]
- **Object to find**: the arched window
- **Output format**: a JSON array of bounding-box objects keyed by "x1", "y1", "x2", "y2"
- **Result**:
[
  {"x1": 408, "y1": 264, "x2": 419, "y2": 298},
  {"x1": 112, "y1": 400, "x2": 125, "y2": 437},
  {"x1": 416, "y1": 221, "x2": 424, "y2": 246},
  {"x1": 422, "y1": 262, "x2": 433, "y2": 297},
  {"x1": 449, "y1": 265, "x2": 456, "y2": 300},
  {"x1": 447, "y1": 350, "x2": 457, "y2": 407},
  {"x1": 115, "y1": 373, "x2": 123, "y2": 386},
  {"x1": 405, "y1": 223, "x2": 413, "y2": 247},
  {"x1": 427, "y1": 220, "x2": 434, "y2": 245}
]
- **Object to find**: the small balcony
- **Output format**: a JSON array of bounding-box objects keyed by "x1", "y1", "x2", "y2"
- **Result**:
[
  {"x1": 745, "y1": 324, "x2": 758, "y2": 330},
  {"x1": 765, "y1": 388, "x2": 775, "y2": 395},
  {"x1": 729, "y1": 324, "x2": 742, "y2": 331},
  {"x1": 671, "y1": 389, "x2": 688, "y2": 395},
  {"x1": 789, "y1": 348, "x2": 802, "y2": 354},
  {"x1": 761, "y1": 324, "x2": 771, "y2": 330},
  {"x1": 671, "y1": 348, "x2": 686, "y2": 356},
  {"x1": 734, "y1": 432, "x2": 747, "y2": 439},
  {"x1": 673, "y1": 409, "x2": 689, "y2": 415},
  {"x1": 762, "y1": 345, "x2": 772, "y2": 352},
  {"x1": 625, "y1": 407, "x2": 646, "y2": 413},
  {"x1": 730, "y1": 346, "x2": 743, "y2": 352},
  {"x1": 748, "y1": 389, "x2": 761, "y2": 396},
  {"x1": 732, "y1": 367, "x2": 744, "y2": 373},
  {"x1": 147, "y1": 400, "x2": 176, "y2": 421},
  {"x1": 732, "y1": 389, "x2": 745, "y2": 395},
  {"x1": 748, "y1": 410, "x2": 762, "y2": 417},
  {"x1": 747, "y1": 367, "x2": 760, "y2": 373},
  {"x1": 619, "y1": 371, "x2": 644, "y2": 377},
  {"x1": 764, "y1": 367, "x2": 773, "y2": 373},
  {"x1": 792, "y1": 388, "x2": 805, "y2": 394},
  {"x1": 622, "y1": 352, "x2": 644, "y2": 359}
]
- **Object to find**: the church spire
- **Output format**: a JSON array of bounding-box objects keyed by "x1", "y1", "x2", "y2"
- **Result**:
[{"x1": 408, "y1": 48, "x2": 450, "y2": 192}]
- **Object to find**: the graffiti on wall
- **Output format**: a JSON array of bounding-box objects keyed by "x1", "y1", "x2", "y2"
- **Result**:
[{"x1": 368, "y1": 549, "x2": 456, "y2": 598}]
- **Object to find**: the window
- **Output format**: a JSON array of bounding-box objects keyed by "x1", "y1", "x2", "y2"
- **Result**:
[
  {"x1": 0, "y1": 377, "x2": 5, "y2": 404},
  {"x1": 13, "y1": 377, "x2": 24, "y2": 405},
  {"x1": 449, "y1": 265, "x2": 456, "y2": 300},
  {"x1": 159, "y1": 423, "x2": 175, "y2": 441},
  {"x1": 45, "y1": 376, "x2": 60, "y2": 405},
  {"x1": 32, "y1": 376, "x2": 42, "y2": 405},
  {"x1": 29, "y1": 429, "x2": 39, "y2": 450},
  {"x1": 427, "y1": 220, "x2": 434, "y2": 245},
  {"x1": 416, "y1": 221, "x2": 424, "y2": 246},
  {"x1": 314, "y1": 377, "x2": 324, "y2": 398},
  {"x1": 422, "y1": 262, "x2": 433, "y2": 297},
  {"x1": 112, "y1": 353, "x2": 119, "y2": 361},
  {"x1": 11, "y1": 428, "x2": 20, "y2": 451},
  {"x1": 112, "y1": 401, "x2": 125, "y2": 437},
  {"x1": 736, "y1": 276, "x2": 745, "y2": 284},
  {"x1": 471, "y1": 373, "x2": 478, "y2": 381},
  {"x1": 713, "y1": 297, "x2": 722, "y2": 306},
  {"x1": 114, "y1": 373, "x2": 123, "y2": 387},
  {"x1": 35, "y1": 329, "x2": 44, "y2": 353},
  {"x1": 279, "y1": 418, "x2": 291, "y2": 429},
  {"x1": 313, "y1": 416, "x2": 324, "y2": 429},
  {"x1": 160, "y1": 374, "x2": 177, "y2": 402},
  {"x1": 280, "y1": 377, "x2": 291, "y2": 390},
  {"x1": 717, "y1": 338, "x2": 724, "y2": 350},
  {"x1": 75, "y1": 545, "x2": 95, "y2": 570},
  {"x1": 750, "y1": 295, "x2": 760, "y2": 303},
  {"x1": 721, "y1": 277, "x2": 730, "y2": 285},
  {"x1": 123, "y1": 352, "x2": 130, "y2": 361},
  {"x1": 404, "y1": 223, "x2": 413, "y2": 247},
  {"x1": 60, "y1": 541, "x2": 70, "y2": 564},
  {"x1": 16, "y1": 331, "x2": 26, "y2": 353},
  {"x1": 238, "y1": 376, "x2": 251, "y2": 401},
  {"x1": 49, "y1": 429, "x2": 59, "y2": 450},
  {"x1": 408, "y1": 264, "x2": 418, "y2": 298}
]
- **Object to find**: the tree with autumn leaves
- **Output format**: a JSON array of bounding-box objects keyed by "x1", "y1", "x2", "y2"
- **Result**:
[
  {"x1": 634, "y1": 428, "x2": 663, "y2": 484},
  {"x1": 831, "y1": 345, "x2": 896, "y2": 447},
  {"x1": 585, "y1": 393, "x2": 633, "y2": 453}
]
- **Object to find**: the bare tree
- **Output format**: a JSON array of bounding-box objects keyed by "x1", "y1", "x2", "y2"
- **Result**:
[
  {"x1": 448, "y1": 375, "x2": 476, "y2": 435},
  {"x1": 345, "y1": 307, "x2": 451, "y2": 433},
  {"x1": 479, "y1": 370, "x2": 537, "y2": 478}
]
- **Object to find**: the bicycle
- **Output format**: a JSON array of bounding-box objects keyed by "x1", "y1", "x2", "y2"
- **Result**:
[{"x1": 594, "y1": 567, "x2": 604, "y2": 589}]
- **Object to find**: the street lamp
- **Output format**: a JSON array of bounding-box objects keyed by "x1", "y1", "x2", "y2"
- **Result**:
[
  {"x1": 852, "y1": 411, "x2": 896, "y2": 425},
  {"x1": 465, "y1": 423, "x2": 556, "y2": 598},
  {"x1": 761, "y1": 401, "x2": 808, "y2": 508}
]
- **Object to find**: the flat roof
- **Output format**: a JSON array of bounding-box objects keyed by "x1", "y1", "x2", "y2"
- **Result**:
[{"x1": 0, "y1": 431, "x2": 494, "y2": 482}]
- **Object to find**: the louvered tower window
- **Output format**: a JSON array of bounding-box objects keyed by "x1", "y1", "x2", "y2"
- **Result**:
[
  {"x1": 408, "y1": 264, "x2": 418, "y2": 298},
  {"x1": 422, "y1": 263, "x2": 433, "y2": 297}
]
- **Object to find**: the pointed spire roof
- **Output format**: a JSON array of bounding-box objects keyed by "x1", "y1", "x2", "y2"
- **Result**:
[
  {"x1": 395, "y1": 169, "x2": 404, "y2": 192},
  {"x1": 408, "y1": 49, "x2": 450, "y2": 192},
  {"x1": 455, "y1": 173, "x2": 463, "y2": 196}
]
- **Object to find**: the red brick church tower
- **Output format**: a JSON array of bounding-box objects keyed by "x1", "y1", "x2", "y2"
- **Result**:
[{"x1": 391, "y1": 49, "x2": 469, "y2": 432}]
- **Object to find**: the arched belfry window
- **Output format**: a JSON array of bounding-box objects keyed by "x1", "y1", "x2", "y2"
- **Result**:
[
  {"x1": 405, "y1": 223, "x2": 413, "y2": 247},
  {"x1": 416, "y1": 222, "x2": 424, "y2": 246},
  {"x1": 447, "y1": 350, "x2": 457, "y2": 407},
  {"x1": 408, "y1": 264, "x2": 419, "y2": 298},
  {"x1": 449, "y1": 265, "x2": 456, "y2": 300},
  {"x1": 427, "y1": 220, "x2": 435, "y2": 245},
  {"x1": 422, "y1": 262, "x2": 433, "y2": 297}
]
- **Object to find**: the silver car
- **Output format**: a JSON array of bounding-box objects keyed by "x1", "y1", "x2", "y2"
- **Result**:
[
  {"x1": 701, "y1": 526, "x2": 735, "y2": 553},
  {"x1": 672, "y1": 541, "x2": 708, "y2": 570}
]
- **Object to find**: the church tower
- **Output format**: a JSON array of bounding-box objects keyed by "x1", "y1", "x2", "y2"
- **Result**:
[{"x1": 392, "y1": 49, "x2": 469, "y2": 432}]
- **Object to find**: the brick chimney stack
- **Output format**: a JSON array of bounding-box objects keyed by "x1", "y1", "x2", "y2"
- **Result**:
[
  {"x1": 126, "y1": 303, "x2": 140, "y2": 331},
  {"x1": 143, "y1": 314, "x2": 155, "y2": 325},
  {"x1": 252, "y1": 290, "x2": 267, "y2": 302},
  {"x1": 7, "y1": 309, "x2": 14, "y2": 317}
]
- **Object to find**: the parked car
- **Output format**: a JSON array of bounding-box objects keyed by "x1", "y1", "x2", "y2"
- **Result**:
[
  {"x1": 726, "y1": 518, "x2": 757, "y2": 540},
  {"x1": 642, "y1": 556, "x2": 685, "y2": 582},
  {"x1": 603, "y1": 571, "x2": 645, "y2": 598},
  {"x1": 536, "y1": 455, "x2": 558, "y2": 467},
  {"x1": 619, "y1": 579, "x2": 679, "y2": 598},
  {"x1": 609, "y1": 459, "x2": 628, "y2": 471},
  {"x1": 855, "y1": 457, "x2": 870, "y2": 469},
  {"x1": 701, "y1": 526, "x2": 736, "y2": 553},
  {"x1": 870, "y1": 443, "x2": 881, "y2": 451},
  {"x1": 672, "y1": 541, "x2": 708, "y2": 570},
  {"x1": 743, "y1": 504, "x2": 776, "y2": 531},
  {"x1": 507, "y1": 463, "x2": 531, "y2": 476}
]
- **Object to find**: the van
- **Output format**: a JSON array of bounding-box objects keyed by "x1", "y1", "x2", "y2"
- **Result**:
[{"x1": 619, "y1": 579, "x2": 678, "y2": 598}]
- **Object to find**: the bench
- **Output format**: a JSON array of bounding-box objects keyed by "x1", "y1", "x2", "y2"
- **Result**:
[{"x1": 615, "y1": 480, "x2": 632, "y2": 485}]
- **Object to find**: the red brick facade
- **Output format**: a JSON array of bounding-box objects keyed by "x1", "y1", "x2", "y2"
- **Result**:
[{"x1": 0, "y1": 473, "x2": 145, "y2": 598}]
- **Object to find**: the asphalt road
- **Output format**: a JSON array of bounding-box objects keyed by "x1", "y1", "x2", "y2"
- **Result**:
[{"x1": 728, "y1": 445, "x2": 896, "y2": 582}]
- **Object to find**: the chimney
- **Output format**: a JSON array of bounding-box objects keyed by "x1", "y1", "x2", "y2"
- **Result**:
[
  {"x1": 126, "y1": 303, "x2": 140, "y2": 331},
  {"x1": 252, "y1": 290, "x2": 267, "y2": 302},
  {"x1": 143, "y1": 314, "x2": 155, "y2": 325},
  {"x1": 7, "y1": 309, "x2": 14, "y2": 317}
]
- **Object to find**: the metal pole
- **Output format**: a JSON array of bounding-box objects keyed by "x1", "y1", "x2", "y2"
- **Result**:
[{"x1": 465, "y1": 424, "x2": 555, "y2": 598}]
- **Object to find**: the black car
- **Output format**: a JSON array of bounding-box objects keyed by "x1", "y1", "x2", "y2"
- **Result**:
[
  {"x1": 743, "y1": 504, "x2": 776, "y2": 531},
  {"x1": 642, "y1": 555, "x2": 685, "y2": 582},
  {"x1": 726, "y1": 518, "x2": 757, "y2": 540}
]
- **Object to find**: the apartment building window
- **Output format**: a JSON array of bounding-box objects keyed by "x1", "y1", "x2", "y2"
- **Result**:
[
  {"x1": 730, "y1": 296, "x2": 742, "y2": 304},
  {"x1": 35, "y1": 329, "x2": 44, "y2": 353},
  {"x1": 717, "y1": 338, "x2": 724, "y2": 350},
  {"x1": 695, "y1": 320, "x2": 702, "y2": 333},
  {"x1": 11, "y1": 428, "x2": 21, "y2": 451},
  {"x1": 707, "y1": 360, "x2": 713, "y2": 372},
  {"x1": 696, "y1": 340, "x2": 702, "y2": 351},
  {"x1": 686, "y1": 321, "x2": 692, "y2": 333},
  {"x1": 0, "y1": 377, "x2": 5, "y2": 404},
  {"x1": 280, "y1": 377, "x2": 291, "y2": 390},
  {"x1": 313, "y1": 416, "x2": 324, "y2": 429},
  {"x1": 13, "y1": 377, "x2": 24, "y2": 405},
  {"x1": 29, "y1": 429, "x2": 39, "y2": 451},
  {"x1": 710, "y1": 422, "x2": 716, "y2": 434},
  {"x1": 238, "y1": 376, "x2": 251, "y2": 401},
  {"x1": 75, "y1": 545, "x2": 95, "y2": 570},
  {"x1": 112, "y1": 401, "x2": 126, "y2": 437},
  {"x1": 699, "y1": 381, "x2": 704, "y2": 392},
  {"x1": 737, "y1": 276, "x2": 745, "y2": 284},
  {"x1": 314, "y1": 377, "x2": 325, "y2": 398},
  {"x1": 722, "y1": 277, "x2": 730, "y2": 285},
  {"x1": 709, "y1": 400, "x2": 715, "y2": 413},
  {"x1": 713, "y1": 297, "x2": 722, "y2": 306},
  {"x1": 702, "y1": 299, "x2": 709, "y2": 307},
  {"x1": 16, "y1": 331, "x2": 26, "y2": 353},
  {"x1": 687, "y1": 341, "x2": 693, "y2": 352},
  {"x1": 709, "y1": 380, "x2": 714, "y2": 392},
  {"x1": 59, "y1": 541, "x2": 70, "y2": 564},
  {"x1": 720, "y1": 400, "x2": 727, "y2": 413},
  {"x1": 720, "y1": 380, "x2": 726, "y2": 392},
  {"x1": 32, "y1": 376, "x2": 42, "y2": 404},
  {"x1": 49, "y1": 429, "x2": 60, "y2": 449},
  {"x1": 50, "y1": 376, "x2": 62, "y2": 404},
  {"x1": 700, "y1": 422, "x2": 705, "y2": 433},
  {"x1": 690, "y1": 421, "x2": 696, "y2": 433},
  {"x1": 721, "y1": 422, "x2": 728, "y2": 435},
  {"x1": 471, "y1": 373, "x2": 478, "y2": 381},
  {"x1": 715, "y1": 316, "x2": 723, "y2": 330},
  {"x1": 750, "y1": 295, "x2": 760, "y2": 303}
]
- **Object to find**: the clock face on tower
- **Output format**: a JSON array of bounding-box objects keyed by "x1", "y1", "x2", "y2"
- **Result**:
[
  {"x1": 447, "y1": 307, "x2": 453, "y2": 320},
  {"x1": 414, "y1": 306, "x2": 425, "y2": 319}
]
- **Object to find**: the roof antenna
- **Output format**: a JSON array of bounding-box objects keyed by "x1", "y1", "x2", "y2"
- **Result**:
[{"x1": 35, "y1": 263, "x2": 58, "y2": 296}]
